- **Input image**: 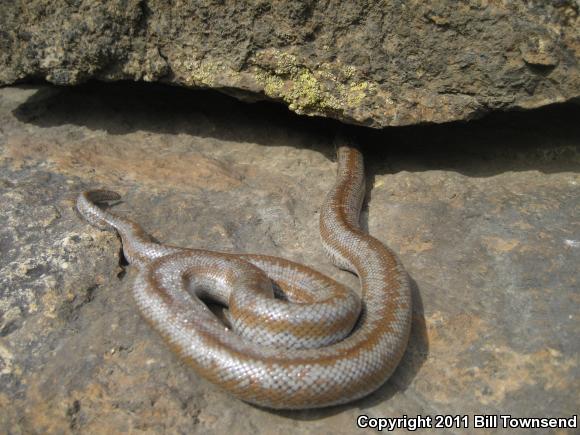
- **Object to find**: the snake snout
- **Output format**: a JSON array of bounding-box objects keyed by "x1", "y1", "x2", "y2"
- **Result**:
[
  {"x1": 85, "y1": 190, "x2": 122, "y2": 203},
  {"x1": 77, "y1": 190, "x2": 123, "y2": 231}
]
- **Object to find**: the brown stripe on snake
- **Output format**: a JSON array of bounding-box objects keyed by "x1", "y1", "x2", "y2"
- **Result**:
[{"x1": 76, "y1": 135, "x2": 412, "y2": 409}]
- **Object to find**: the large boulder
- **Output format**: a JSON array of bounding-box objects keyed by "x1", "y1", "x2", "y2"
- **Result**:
[{"x1": 1, "y1": 0, "x2": 579, "y2": 127}]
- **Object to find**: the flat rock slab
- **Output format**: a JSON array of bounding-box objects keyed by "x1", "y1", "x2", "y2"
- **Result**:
[
  {"x1": 0, "y1": 83, "x2": 579, "y2": 434},
  {"x1": 1, "y1": 1, "x2": 579, "y2": 127}
]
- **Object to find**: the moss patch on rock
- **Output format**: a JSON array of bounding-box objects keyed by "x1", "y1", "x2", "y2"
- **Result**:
[{"x1": 253, "y1": 50, "x2": 377, "y2": 117}]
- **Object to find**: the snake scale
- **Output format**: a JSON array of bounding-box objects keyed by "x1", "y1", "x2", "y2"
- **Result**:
[{"x1": 76, "y1": 136, "x2": 412, "y2": 409}]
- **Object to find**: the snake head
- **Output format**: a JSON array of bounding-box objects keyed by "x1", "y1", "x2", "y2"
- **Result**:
[{"x1": 76, "y1": 190, "x2": 122, "y2": 231}]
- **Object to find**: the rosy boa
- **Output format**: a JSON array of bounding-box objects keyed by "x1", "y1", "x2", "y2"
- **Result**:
[{"x1": 76, "y1": 136, "x2": 412, "y2": 409}]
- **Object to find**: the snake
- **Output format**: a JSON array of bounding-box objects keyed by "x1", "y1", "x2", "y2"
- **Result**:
[{"x1": 76, "y1": 136, "x2": 412, "y2": 409}]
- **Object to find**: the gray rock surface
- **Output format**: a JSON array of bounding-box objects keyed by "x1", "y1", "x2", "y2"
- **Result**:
[
  {"x1": 0, "y1": 83, "x2": 579, "y2": 434},
  {"x1": 1, "y1": 1, "x2": 579, "y2": 127}
]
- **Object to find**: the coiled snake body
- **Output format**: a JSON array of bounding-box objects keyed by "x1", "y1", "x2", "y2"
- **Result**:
[{"x1": 76, "y1": 138, "x2": 411, "y2": 409}]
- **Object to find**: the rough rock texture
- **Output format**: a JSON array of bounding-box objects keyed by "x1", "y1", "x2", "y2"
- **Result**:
[
  {"x1": 1, "y1": 1, "x2": 579, "y2": 128},
  {"x1": 1, "y1": 83, "x2": 579, "y2": 434}
]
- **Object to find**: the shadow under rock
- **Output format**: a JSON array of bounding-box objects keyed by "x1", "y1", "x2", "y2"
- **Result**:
[
  {"x1": 11, "y1": 81, "x2": 341, "y2": 161},
  {"x1": 359, "y1": 103, "x2": 580, "y2": 177},
  {"x1": 12, "y1": 81, "x2": 580, "y2": 177}
]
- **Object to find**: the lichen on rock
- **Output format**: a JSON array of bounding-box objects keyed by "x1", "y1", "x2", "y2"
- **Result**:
[{"x1": 253, "y1": 49, "x2": 377, "y2": 118}]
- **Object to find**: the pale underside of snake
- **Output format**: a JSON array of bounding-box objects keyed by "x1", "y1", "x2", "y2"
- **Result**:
[{"x1": 76, "y1": 136, "x2": 412, "y2": 409}]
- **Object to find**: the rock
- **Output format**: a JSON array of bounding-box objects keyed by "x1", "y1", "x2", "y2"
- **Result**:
[
  {"x1": 1, "y1": 83, "x2": 579, "y2": 433},
  {"x1": 1, "y1": 1, "x2": 579, "y2": 128}
]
